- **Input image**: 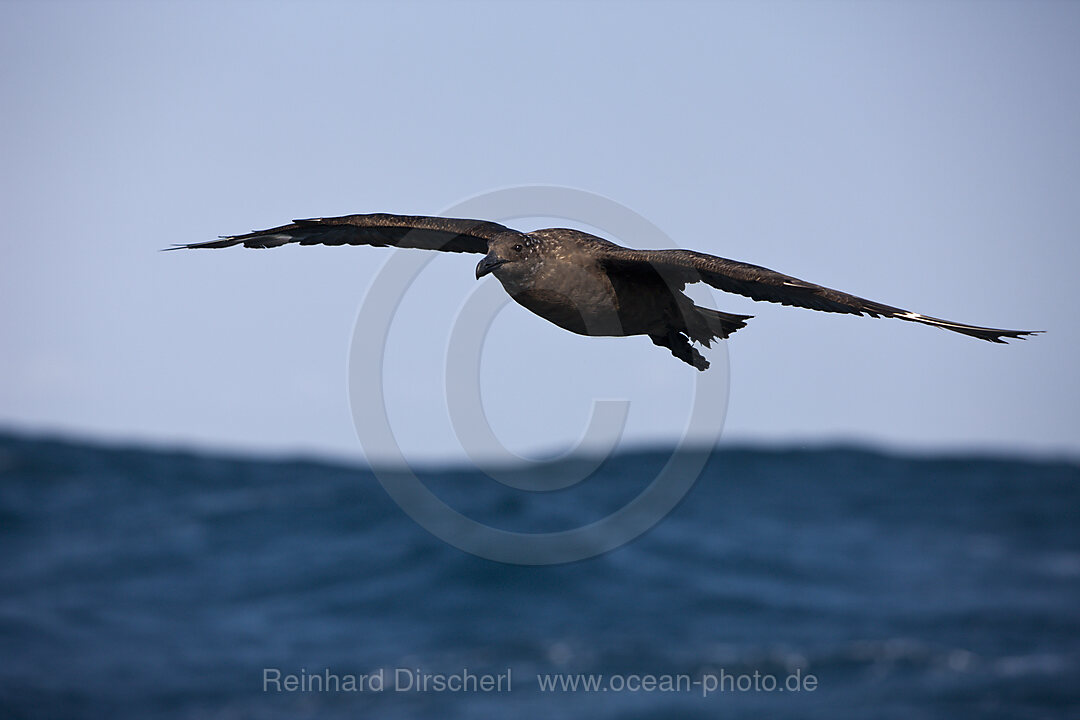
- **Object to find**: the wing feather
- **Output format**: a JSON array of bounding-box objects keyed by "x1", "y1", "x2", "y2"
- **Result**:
[
  {"x1": 600, "y1": 247, "x2": 1040, "y2": 343},
  {"x1": 170, "y1": 213, "x2": 517, "y2": 254}
]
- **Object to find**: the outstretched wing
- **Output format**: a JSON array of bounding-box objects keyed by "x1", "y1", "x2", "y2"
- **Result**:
[
  {"x1": 600, "y1": 247, "x2": 1041, "y2": 343},
  {"x1": 170, "y1": 213, "x2": 519, "y2": 254}
]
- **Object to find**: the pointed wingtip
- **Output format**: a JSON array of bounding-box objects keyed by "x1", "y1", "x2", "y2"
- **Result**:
[
  {"x1": 1015, "y1": 330, "x2": 1045, "y2": 341},
  {"x1": 988, "y1": 329, "x2": 1044, "y2": 343},
  {"x1": 164, "y1": 235, "x2": 245, "y2": 251}
]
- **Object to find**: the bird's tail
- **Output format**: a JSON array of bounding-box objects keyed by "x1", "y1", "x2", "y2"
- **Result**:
[
  {"x1": 686, "y1": 306, "x2": 753, "y2": 346},
  {"x1": 650, "y1": 308, "x2": 752, "y2": 371}
]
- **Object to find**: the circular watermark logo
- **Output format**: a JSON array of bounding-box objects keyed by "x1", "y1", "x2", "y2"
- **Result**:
[{"x1": 347, "y1": 186, "x2": 730, "y2": 565}]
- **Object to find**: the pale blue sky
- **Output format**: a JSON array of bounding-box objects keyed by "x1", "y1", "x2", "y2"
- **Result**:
[{"x1": 1, "y1": 0, "x2": 1077, "y2": 463}]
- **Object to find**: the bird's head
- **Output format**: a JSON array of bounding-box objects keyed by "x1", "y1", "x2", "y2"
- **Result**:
[{"x1": 475, "y1": 232, "x2": 545, "y2": 280}]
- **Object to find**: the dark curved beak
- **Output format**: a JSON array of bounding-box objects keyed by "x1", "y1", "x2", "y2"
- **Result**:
[{"x1": 475, "y1": 252, "x2": 508, "y2": 279}]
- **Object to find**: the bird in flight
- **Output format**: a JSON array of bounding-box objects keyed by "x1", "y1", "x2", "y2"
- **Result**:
[{"x1": 172, "y1": 213, "x2": 1040, "y2": 370}]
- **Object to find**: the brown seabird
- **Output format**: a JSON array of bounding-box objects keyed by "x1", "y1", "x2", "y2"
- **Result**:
[{"x1": 172, "y1": 213, "x2": 1040, "y2": 369}]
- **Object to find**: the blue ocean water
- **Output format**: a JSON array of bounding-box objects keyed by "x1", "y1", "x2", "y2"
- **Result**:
[{"x1": 1, "y1": 432, "x2": 1077, "y2": 719}]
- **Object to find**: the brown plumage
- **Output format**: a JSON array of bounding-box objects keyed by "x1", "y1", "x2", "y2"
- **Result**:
[{"x1": 171, "y1": 213, "x2": 1041, "y2": 370}]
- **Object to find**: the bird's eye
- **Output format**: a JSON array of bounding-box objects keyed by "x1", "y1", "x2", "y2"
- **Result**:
[{"x1": 513, "y1": 244, "x2": 523, "y2": 253}]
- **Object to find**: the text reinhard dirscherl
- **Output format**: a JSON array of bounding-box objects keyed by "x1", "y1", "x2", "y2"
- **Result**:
[
  {"x1": 263, "y1": 667, "x2": 511, "y2": 694},
  {"x1": 262, "y1": 668, "x2": 819, "y2": 697}
]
